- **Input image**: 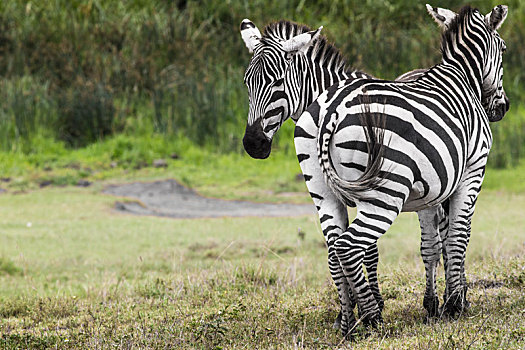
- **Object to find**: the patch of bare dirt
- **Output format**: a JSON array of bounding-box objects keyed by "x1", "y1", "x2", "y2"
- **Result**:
[{"x1": 103, "y1": 179, "x2": 316, "y2": 219}]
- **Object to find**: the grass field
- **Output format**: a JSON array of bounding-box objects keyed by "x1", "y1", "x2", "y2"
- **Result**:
[
  {"x1": 0, "y1": 178, "x2": 524, "y2": 348},
  {"x1": 0, "y1": 1, "x2": 524, "y2": 347}
]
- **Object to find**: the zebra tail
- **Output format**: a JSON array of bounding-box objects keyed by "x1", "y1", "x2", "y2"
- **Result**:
[{"x1": 317, "y1": 95, "x2": 387, "y2": 207}]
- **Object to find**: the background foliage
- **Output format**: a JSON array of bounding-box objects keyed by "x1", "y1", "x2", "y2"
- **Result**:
[{"x1": 0, "y1": 0, "x2": 523, "y2": 167}]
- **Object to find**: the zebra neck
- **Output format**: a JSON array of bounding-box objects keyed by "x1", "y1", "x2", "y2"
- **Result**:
[
  {"x1": 441, "y1": 53, "x2": 483, "y2": 102},
  {"x1": 440, "y1": 10, "x2": 487, "y2": 102},
  {"x1": 289, "y1": 56, "x2": 349, "y2": 123},
  {"x1": 289, "y1": 65, "x2": 369, "y2": 124}
]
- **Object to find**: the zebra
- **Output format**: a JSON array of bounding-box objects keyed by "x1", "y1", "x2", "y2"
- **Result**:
[
  {"x1": 241, "y1": 20, "x2": 371, "y2": 160},
  {"x1": 239, "y1": 13, "x2": 456, "y2": 327},
  {"x1": 241, "y1": 19, "x2": 384, "y2": 328},
  {"x1": 293, "y1": 4, "x2": 508, "y2": 336}
]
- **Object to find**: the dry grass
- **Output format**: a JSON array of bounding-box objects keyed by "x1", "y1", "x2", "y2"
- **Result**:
[{"x1": 0, "y1": 187, "x2": 524, "y2": 349}]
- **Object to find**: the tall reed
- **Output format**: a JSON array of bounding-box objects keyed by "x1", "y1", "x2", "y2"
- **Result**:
[{"x1": 0, "y1": 0, "x2": 523, "y2": 166}]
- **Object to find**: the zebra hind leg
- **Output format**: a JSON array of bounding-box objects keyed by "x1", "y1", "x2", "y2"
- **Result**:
[
  {"x1": 328, "y1": 246, "x2": 358, "y2": 335},
  {"x1": 443, "y1": 256, "x2": 470, "y2": 318},
  {"x1": 437, "y1": 199, "x2": 450, "y2": 317},
  {"x1": 442, "y1": 190, "x2": 476, "y2": 318},
  {"x1": 334, "y1": 207, "x2": 399, "y2": 335},
  {"x1": 335, "y1": 233, "x2": 382, "y2": 333},
  {"x1": 460, "y1": 216, "x2": 471, "y2": 311},
  {"x1": 364, "y1": 243, "x2": 384, "y2": 312},
  {"x1": 334, "y1": 241, "x2": 382, "y2": 332}
]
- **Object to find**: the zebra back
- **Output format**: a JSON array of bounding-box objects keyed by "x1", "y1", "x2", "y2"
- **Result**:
[{"x1": 315, "y1": 5, "x2": 509, "y2": 209}]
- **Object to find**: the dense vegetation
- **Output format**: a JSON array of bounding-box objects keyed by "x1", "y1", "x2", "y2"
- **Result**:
[{"x1": 0, "y1": 0, "x2": 524, "y2": 169}]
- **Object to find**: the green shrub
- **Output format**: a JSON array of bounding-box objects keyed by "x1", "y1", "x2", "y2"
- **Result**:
[
  {"x1": 488, "y1": 105, "x2": 525, "y2": 168},
  {"x1": 0, "y1": 0, "x2": 523, "y2": 164},
  {"x1": 56, "y1": 81, "x2": 115, "y2": 148}
]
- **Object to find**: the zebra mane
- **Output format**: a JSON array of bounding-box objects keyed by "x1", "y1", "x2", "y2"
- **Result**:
[
  {"x1": 441, "y1": 5, "x2": 478, "y2": 55},
  {"x1": 262, "y1": 20, "x2": 350, "y2": 74}
]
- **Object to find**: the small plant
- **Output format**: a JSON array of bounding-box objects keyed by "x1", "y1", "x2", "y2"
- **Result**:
[
  {"x1": 0, "y1": 297, "x2": 30, "y2": 318},
  {"x1": 193, "y1": 303, "x2": 246, "y2": 347},
  {"x1": 0, "y1": 257, "x2": 22, "y2": 276}
]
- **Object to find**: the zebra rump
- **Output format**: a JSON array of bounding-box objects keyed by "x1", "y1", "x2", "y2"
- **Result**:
[{"x1": 317, "y1": 91, "x2": 388, "y2": 206}]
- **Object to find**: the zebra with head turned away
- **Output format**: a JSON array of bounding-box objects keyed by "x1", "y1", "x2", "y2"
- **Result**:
[
  {"x1": 239, "y1": 8, "x2": 473, "y2": 329},
  {"x1": 293, "y1": 4, "x2": 508, "y2": 337},
  {"x1": 240, "y1": 19, "x2": 384, "y2": 328}
]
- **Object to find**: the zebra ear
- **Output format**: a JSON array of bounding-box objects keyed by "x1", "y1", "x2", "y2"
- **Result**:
[
  {"x1": 485, "y1": 5, "x2": 508, "y2": 31},
  {"x1": 425, "y1": 4, "x2": 457, "y2": 29},
  {"x1": 282, "y1": 26, "x2": 323, "y2": 54},
  {"x1": 240, "y1": 19, "x2": 262, "y2": 53}
]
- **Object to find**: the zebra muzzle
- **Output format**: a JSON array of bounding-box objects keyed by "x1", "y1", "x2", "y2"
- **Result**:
[
  {"x1": 243, "y1": 122, "x2": 272, "y2": 159},
  {"x1": 490, "y1": 96, "x2": 509, "y2": 122}
]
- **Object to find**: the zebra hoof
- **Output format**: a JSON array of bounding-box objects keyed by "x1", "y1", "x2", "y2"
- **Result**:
[
  {"x1": 340, "y1": 322, "x2": 358, "y2": 340},
  {"x1": 423, "y1": 295, "x2": 440, "y2": 319},
  {"x1": 361, "y1": 313, "x2": 383, "y2": 329},
  {"x1": 443, "y1": 292, "x2": 469, "y2": 318},
  {"x1": 332, "y1": 311, "x2": 342, "y2": 330}
]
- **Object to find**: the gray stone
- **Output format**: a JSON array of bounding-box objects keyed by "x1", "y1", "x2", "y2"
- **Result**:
[
  {"x1": 77, "y1": 180, "x2": 92, "y2": 187},
  {"x1": 153, "y1": 159, "x2": 168, "y2": 168}
]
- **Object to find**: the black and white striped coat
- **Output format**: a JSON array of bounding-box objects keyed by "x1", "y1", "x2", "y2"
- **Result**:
[
  {"x1": 238, "y1": 8, "x2": 488, "y2": 330},
  {"x1": 239, "y1": 17, "x2": 451, "y2": 327},
  {"x1": 239, "y1": 9, "x2": 475, "y2": 328},
  {"x1": 240, "y1": 19, "x2": 385, "y2": 327},
  {"x1": 294, "y1": 5, "x2": 509, "y2": 335}
]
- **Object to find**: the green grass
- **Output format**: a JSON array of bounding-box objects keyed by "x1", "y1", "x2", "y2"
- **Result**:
[
  {"x1": 0, "y1": 121, "x2": 307, "y2": 202},
  {"x1": 1, "y1": 110, "x2": 524, "y2": 203},
  {"x1": 0, "y1": 183, "x2": 524, "y2": 348}
]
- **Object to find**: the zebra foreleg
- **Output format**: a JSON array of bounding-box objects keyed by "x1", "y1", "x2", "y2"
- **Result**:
[
  {"x1": 417, "y1": 207, "x2": 443, "y2": 319},
  {"x1": 442, "y1": 184, "x2": 478, "y2": 318}
]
